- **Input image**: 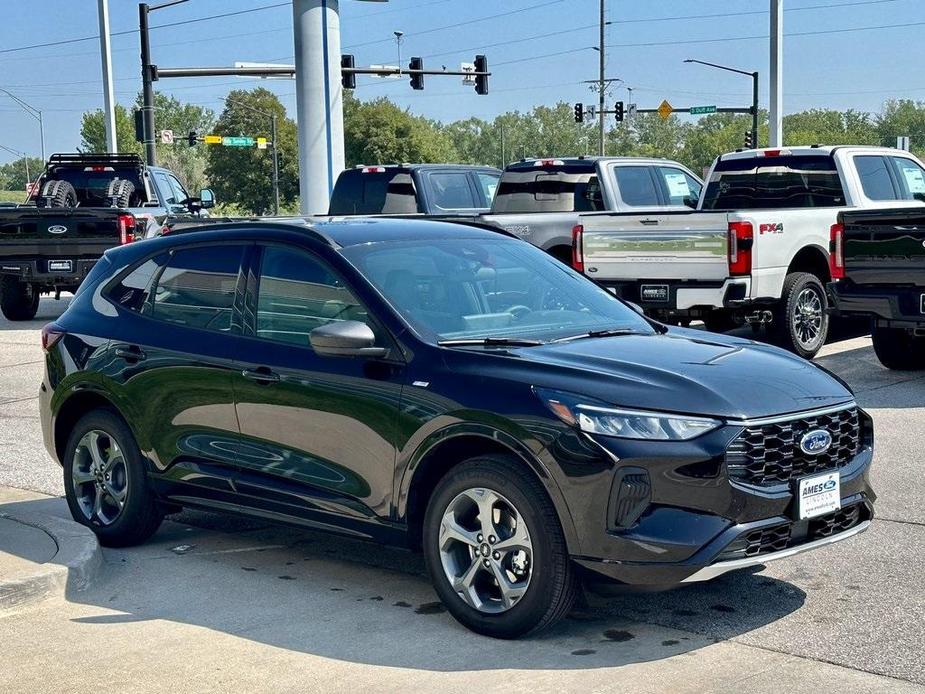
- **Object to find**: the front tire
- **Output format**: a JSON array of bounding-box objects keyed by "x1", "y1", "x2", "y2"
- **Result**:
[
  {"x1": 0, "y1": 277, "x2": 39, "y2": 321},
  {"x1": 872, "y1": 327, "x2": 925, "y2": 370},
  {"x1": 423, "y1": 455, "x2": 578, "y2": 638},
  {"x1": 774, "y1": 272, "x2": 829, "y2": 359},
  {"x1": 63, "y1": 409, "x2": 164, "y2": 547}
]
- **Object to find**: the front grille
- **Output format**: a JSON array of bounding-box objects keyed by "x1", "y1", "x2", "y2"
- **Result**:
[
  {"x1": 714, "y1": 502, "x2": 866, "y2": 563},
  {"x1": 726, "y1": 407, "x2": 861, "y2": 487}
]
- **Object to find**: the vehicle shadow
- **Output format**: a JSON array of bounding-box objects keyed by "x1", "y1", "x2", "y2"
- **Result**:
[{"x1": 1, "y1": 497, "x2": 807, "y2": 671}]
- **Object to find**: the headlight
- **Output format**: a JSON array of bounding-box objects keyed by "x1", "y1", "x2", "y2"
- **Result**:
[{"x1": 536, "y1": 388, "x2": 720, "y2": 441}]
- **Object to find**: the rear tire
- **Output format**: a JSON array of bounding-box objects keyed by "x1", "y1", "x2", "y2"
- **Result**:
[
  {"x1": 63, "y1": 409, "x2": 164, "y2": 547},
  {"x1": 0, "y1": 277, "x2": 39, "y2": 321},
  {"x1": 36, "y1": 180, "x2": 77, "y2": 208},
  {"x1": 106, "y1": 179, "x2": 134, "y2": 208},
  {"x1": 872, "y1": 327, "x2": 925, "y2": 370},
  {"x1": 774, "y1": 272, "x2": 829, "y2": 359},
  {"x1": 423, "y1": 455, "x2": 578, "y2": 638}
]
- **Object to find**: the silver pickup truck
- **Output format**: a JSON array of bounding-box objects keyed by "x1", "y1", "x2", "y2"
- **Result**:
[{"x1": 482, "y1": 157, "x2": 704, "y2": 263}]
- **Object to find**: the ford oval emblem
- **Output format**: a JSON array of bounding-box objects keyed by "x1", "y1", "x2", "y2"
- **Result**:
[
  {"x1": 800, "y1": 429, "x2": 833, "y2": 456},
  {"x1": 47, "y1": 225, "x2": 68, "y2": 234}
]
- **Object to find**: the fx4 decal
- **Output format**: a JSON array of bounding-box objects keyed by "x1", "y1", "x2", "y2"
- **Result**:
[{"x1": 759, "y1": 222, "x2": 784, "y2": 235}]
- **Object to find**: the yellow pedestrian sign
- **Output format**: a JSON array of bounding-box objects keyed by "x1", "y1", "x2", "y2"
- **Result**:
[
  {"x1": 658, "y1": 100, "x2": 674, "y2": 120},
  {"x1": 257, "y1": 137, "x2": 268, "y2": 150},
  {"x1": 203, "y1": 135, "x2": 223, "y2": 144}
]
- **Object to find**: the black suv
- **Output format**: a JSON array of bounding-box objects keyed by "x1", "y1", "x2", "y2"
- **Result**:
[{"x1": 39, "y1": 218, "x2": 874, "y2": 638}]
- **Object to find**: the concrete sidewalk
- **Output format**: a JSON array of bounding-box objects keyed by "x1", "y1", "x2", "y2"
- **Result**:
[
  {"x1": 0, "y1": 487, "x2": 102, "y2": 612},
  {"x1": 0, "y1": 487, "x2": 921, "y2": 694}
]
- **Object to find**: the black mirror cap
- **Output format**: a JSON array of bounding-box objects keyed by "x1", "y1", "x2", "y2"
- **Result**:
[{"x1": 310, "y1": 320, "x2": 388, "y2": 358}]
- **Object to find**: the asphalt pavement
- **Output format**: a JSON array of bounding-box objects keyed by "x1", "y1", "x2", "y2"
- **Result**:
[{"x1": 1, "y1": 297, "x2": 923, "y2": 692}]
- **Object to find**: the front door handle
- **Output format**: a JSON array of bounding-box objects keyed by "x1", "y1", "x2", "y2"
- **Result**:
[
  {"x1": 241, "y1": 368, "x2": 280, "y2": 384},
  {"x1": 114, "y1": 345, "x2": 146, "y2": 362}
]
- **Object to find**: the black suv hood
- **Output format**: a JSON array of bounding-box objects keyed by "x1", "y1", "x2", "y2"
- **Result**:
[{"x1": 480, "y1": 329, "x2": 853, "y2": 420}]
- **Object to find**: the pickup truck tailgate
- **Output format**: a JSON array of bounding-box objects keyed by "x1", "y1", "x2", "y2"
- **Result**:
[
  {"x1": 580, "y1": 212, "x2": 729, "y2": 281},
  {"x1": 839, "y1": 209, "x2": 925, "y2": 284}
]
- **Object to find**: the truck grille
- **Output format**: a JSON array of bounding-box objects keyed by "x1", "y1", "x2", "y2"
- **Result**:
[
  {"x1": 726, "y1": 407, "x2": 861, "y2": 487},
  {"x1": 715, "y1": 503, "x2": 866, "y2": 563}
]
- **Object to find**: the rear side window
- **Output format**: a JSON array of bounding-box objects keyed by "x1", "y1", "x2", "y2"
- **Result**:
[
  {"x1": 107, "y1": 255, "x2": 167, "y2": 310},
  {"x1": 613, "y1": 167, "x2": 661, "y2": 207},
  {"x1": 701, "y1": 155, "x2": 845, "y2": 210},
  {"x1": 427, "y1": 172, "x2": 477, "y2": 211},
  {"x1": 150, "y1": 246, "x2": 244, "y2": 332},
  {"x1": 855, "y1": 156, "x2": 896, "y2": 201},
  {"x1": 491, "y1": 165, "x2": 605, "y2": 213},
  {"x1": 328, "y1": 170, "x2": 420, "y2": 215}
]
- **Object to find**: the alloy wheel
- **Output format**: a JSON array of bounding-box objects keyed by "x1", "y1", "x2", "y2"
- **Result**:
[
  {"x1": 792, "y1": 286, "x2": 824, "y2": 349},
  {"x1": 71, "y1": 430, "x2": 128, "y2": 526},
  {"x1": 438, "y1": 487, "x2": 533, "y2": 614}
]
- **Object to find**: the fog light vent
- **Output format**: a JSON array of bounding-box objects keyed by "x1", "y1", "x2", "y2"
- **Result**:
[{"x1": 609, "y1": 467, "x2": 651, "y2": 529}]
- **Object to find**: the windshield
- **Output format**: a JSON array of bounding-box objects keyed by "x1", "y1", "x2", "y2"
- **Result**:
[
  {"x1": 701, "y1": 154, "x2": 845, "y2": 210},
  {"x1": 341, "y1": 237, "x2": 654, "y2": 343}
]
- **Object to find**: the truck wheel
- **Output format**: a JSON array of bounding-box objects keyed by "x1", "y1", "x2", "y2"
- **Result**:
[
  {"x1": 106, "y1": 179, "x2": 135, "y2": 207},
  {"x1": 36, "y1": 180, "x2": 77, "y2": 208},
  {"x1": 0, "y1": 277, "x2": 39, "y2": 321},
  {"x1": 423, "y1": 455, "x2": 578, "y2": 638},
  {"x1": 774, "y1": 272, "x2": 829, "y2": 359},
  {"x1": 872, "y1": 327, "x2": 925, "y2": 370},
  {"x1": 703, "y1": 310, "x2": 736, "y2": 334}
]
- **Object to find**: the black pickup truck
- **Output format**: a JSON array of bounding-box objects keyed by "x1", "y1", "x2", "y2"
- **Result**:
[
  {"x1": 0, "y1": 153, "x2": 213, "y2": 321},
  {"x1": 828, "y1": 208, "x2": 925, "y2": 369}
]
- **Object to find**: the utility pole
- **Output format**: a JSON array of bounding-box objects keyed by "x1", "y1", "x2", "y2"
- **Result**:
[
  {"x1": 0, "y1": 89, "x2": 45, "y2": 161},
  {"x1": 598, "y1": 0, "x2": 606, "y2": 156},
  {"x1": 139, "y1": 4, "x2": 156, "y2": 165},
  {"x1": 684, "y1": 59, "x2": 759, "y2": 149},
  {"x1": 499, "y1": 122, "x2": 506, "y2": 169},
  {"x1": 271, "y1": 113, "x2": 280, "y2": 215},
  {"x1": 769, "y1": 0, "x2": 783, "y2": 146},
  {"x1": 98, "y1": 0, "x2": 118, "y2": 153}
]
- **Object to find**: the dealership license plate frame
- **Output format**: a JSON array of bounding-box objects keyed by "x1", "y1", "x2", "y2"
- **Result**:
[
  {"x1": 47, "y1": 260, "x2": 73, "y2": 273},
  {"x1": 797, "y1": 471, "x2": 841, "y2": 520},
  {"x1": 640, "y1": 284, "x2": 669, "y2": 303}
]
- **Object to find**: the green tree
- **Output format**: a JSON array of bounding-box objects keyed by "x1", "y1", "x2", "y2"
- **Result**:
[
  {"x1": 0, "y1": 156, "x2": 45, "y2": 190},
  {"x1": 343, "y1": 92, "x2": 458, "y2": 166},
  {"x1": 205, "y1": 88, "x2": 298, "y2": 215},
  {"x1": 783, "y1": 109, "x2": 876, "y2": 148},
  {"x1": 875, "y1": 99, "x2": 925, "y2": 157}
]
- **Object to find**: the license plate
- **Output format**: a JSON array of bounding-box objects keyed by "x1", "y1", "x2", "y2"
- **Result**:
[
  {"x1": 920, "y1": 293, "x2": 924, "y2": 314},
  {"x1": 48, "y1": 260, "x2": 73, "y2": 272},
  {"x1": 640, "y1": 284, "x2": 669, "y2": 302},
  {"x1": 797, "y1": 471, "x2": 841, "y2": 520}
]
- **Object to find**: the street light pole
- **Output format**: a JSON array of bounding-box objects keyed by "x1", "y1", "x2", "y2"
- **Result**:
[
  {"x1": 0, "y1": 89, "x2": 45, "y2": 161},
  {"x1": 598, "y1": 0, "x2": 605, "y2": 156},
  {"x1": 98, "y1": 0, "x2": 118, "y2": 153},
  {"x1": 225, "y1": 97, "x2": 281, "y2": 215},
  {"x1": 684, "y1": 58, "x2": 759, "y2": 148}
]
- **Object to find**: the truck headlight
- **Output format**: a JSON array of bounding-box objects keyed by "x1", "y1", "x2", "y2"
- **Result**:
[{"x1": 536, "y1": 388, "x2": 720, "y2": 441}]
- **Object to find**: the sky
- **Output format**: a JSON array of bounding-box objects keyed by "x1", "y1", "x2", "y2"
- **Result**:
[{"x1": 1, "y1": 0, "x2": 923, "y2": 165}]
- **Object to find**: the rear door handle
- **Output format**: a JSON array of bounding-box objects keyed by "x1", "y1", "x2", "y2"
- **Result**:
[
  {"x1": 241, "y1": 368, "x2": 280, "y2": 384},
  {"x1": 114, "y1": 345, "x2": 146, "y2": 362}
]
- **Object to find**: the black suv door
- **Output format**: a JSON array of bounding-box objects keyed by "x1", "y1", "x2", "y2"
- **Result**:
[{"x1": 230, "y1": 241, "x2": 407, "y2": 533}]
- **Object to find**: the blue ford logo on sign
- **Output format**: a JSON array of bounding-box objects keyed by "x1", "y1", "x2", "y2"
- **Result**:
[
  {"x1": 800, "y1": 429, "x2": 833, "y2": 456},
  {"x1": 47, "y1": 225, "x2": 68, "y2": 234}
]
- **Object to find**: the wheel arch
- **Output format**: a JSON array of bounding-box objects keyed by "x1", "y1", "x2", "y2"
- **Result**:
[
  {"x1": 398, "y1": 426, "x2": 579, "y2": 553},
  {"x1": 787, "y1": 244, "x2": 830, "y2": 284},
  {"x1": 54, "y1": 389, "x2": 128, "y2": 463}
]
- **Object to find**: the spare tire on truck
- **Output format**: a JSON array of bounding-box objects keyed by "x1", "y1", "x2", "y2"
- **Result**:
[
  {"x1": 36, "y1": 180, "x2": 77, "y2": 208},
  {"x1": 106, "y1": 179, "x2": 135, "y2": 208}
]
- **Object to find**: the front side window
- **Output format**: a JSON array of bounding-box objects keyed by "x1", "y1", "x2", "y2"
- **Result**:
[
  {"x1": 855, "y1": 156, "x2": 896, "y2": 201},
  {"x1": 891, "y1": 157, "x2": 925, "y2": 201},
  {"x1": 476, "y1": 172, "x2": 500, "y2": 203},
  {"x1": 613, "y1": 166, "x2": 661, "y2": 207},
  {"x1": 151, "y1": 245, "x2": 244, "y2": 332},
  {"x1": 342, "y1": 237, "x2": 653, "y2": 343},
  {"x1": 658, "y1": 167, "x2": 702, "y2": 206},
  {"x1": 167, "y1": 174, "x2": 190, "y2": 203},
  {"x1": 255, "y1": 246, "x2": 367, "y2": 347},
  {"x1": 428, "y1": 172, "x2": 477, "y2": 210},
  {"x1": 154, "y1": 172, "x2": 178, "y2": 205}
]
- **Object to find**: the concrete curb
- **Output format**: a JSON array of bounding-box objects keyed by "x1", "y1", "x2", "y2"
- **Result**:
[{"x1": 0, "y1": 509, "x2": 103, "y2": 612}]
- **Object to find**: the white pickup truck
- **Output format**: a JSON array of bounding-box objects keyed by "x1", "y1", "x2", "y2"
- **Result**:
[{"x1": 574, "y1": 146, "x2": 925, "y2": 357}]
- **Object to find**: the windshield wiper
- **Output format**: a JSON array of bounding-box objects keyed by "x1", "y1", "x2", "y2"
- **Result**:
[
  {"x1": 437, "y1": 337, "x2": 544, "y2": 347},
  {"x1": 551, "y1": 328, "x2": 645, "y2": 343}
]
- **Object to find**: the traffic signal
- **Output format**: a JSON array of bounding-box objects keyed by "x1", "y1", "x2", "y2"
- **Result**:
[
  {"x1": 133, "y1": 108, "x2": 145, "y2": 143},
  {"x1": 409, "y1": 56, "x2": 424, "y2": 90},
  {"x1": 574, "y1": 103, "x2": 584, "y2": 123},
  {"x1": 341, "y1": 54, "x2": 356, "y2": 90},
  {"x1": 474, "y1": 54, "x2": 488, "y2": 95},
  {"x1": 744, "y1": 130, "x2": 756, "y2": 148},
  {"x1": 614, "y1": 101, "x2": 625, "y2": 123},
  {"x1": 187, "y1": 131, "x2": 198, "y2": 147}
]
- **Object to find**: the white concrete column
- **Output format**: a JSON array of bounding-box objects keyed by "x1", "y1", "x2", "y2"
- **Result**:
[
  {"x1": 98, "y1": 0, "x2": 118, "y2": 153},
  {"x1": 769, "y1": 0, "x2": 783, "y2": 147},
  {"x1": 293, "y1": 0, "x2": 345, "y2": 215}
]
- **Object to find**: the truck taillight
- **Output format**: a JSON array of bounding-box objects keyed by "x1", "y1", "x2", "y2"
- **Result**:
[
  {"x1": 571, "y1": 224, "x2": 584, "y2": 272},
  {"x1": 41, "y1": 323, "x2": 65, "y2": 352},
  {"x1": 118, "y1": 214, "x2": 136, "y2": 245},
  {"x1": 728, "y1": 221, "x2": 753, "y2": 276},
  {"x1": 830, "y1": 223, "x2": 845, "y2": 280}
]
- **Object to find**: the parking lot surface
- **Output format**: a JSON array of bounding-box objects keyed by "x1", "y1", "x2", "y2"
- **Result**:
[{"x1": 1, "y1": 298, "x2": 923, "y2": 692}]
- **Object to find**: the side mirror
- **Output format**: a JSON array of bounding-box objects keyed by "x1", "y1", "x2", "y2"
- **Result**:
[
  {"x1": 199, "y1": 188, "x2": 215, "y2": 209},
  {"x1": 309, "y1": 321, "x2": 388, "y2": 358}
]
